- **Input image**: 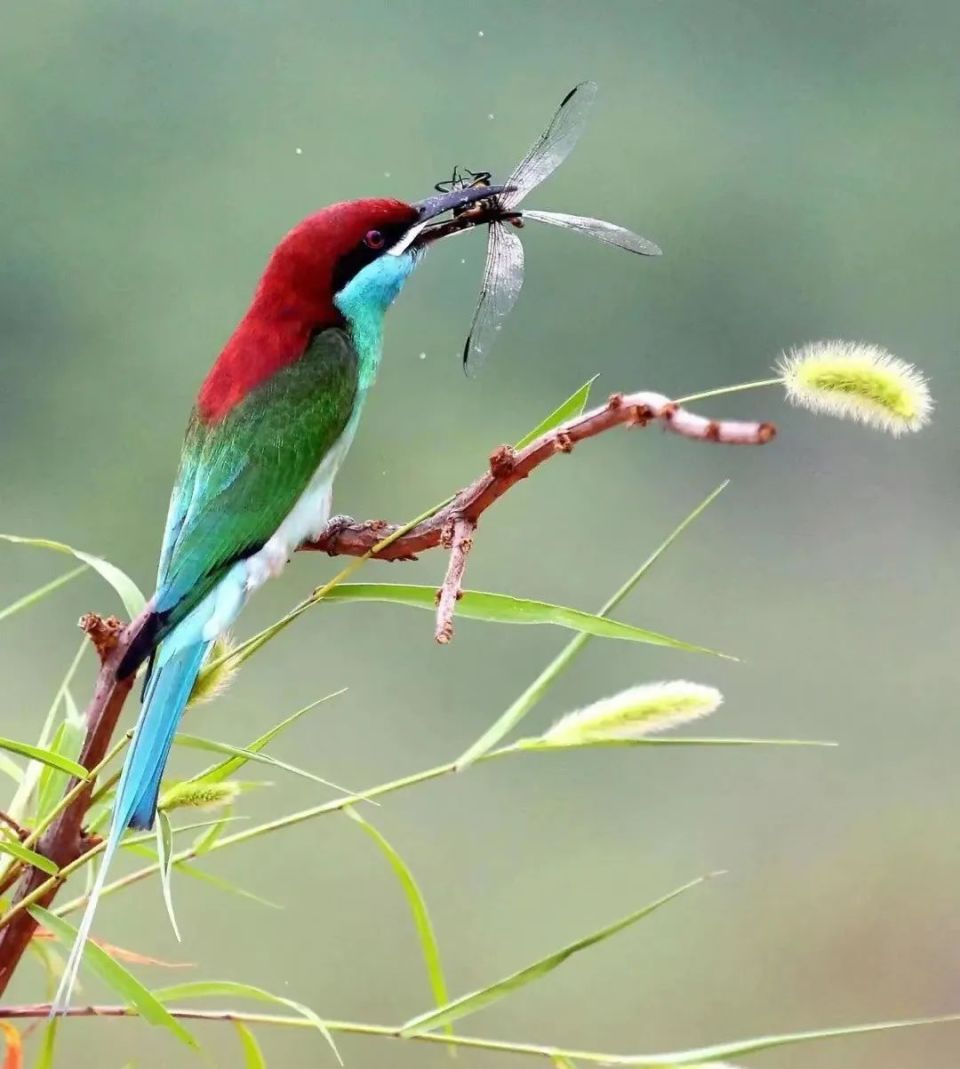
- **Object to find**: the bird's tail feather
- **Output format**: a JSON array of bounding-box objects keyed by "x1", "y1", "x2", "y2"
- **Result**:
[{"x1": 52, "y1": 637, "x2": 209, "y2": 1014}]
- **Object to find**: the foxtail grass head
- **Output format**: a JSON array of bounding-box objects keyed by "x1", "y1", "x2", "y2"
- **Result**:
[
  {"x1": 158, "y1": 779, "x2": 242, "y2": 813},
  {"x1": 188, "y1": 631, "x2": 240, "y2": 707},
  {"x1": 777, "y1": 340, "x2": 932, "y2": 436},
  {"x1": 541, "y1": 681, "x2": 722, "y2": 746}
]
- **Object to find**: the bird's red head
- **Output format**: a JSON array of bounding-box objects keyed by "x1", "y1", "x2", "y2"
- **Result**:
[
  {"x1": 198, "y1": 198, "x2": 418, "y2": 422},
  {"x1": 196, "y1": 187, "x2": 502, "y2": 423}
]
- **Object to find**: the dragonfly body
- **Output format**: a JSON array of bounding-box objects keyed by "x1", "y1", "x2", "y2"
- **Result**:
[{"x1": 431, "y1": 82, "x2": 662, "y2": 371}]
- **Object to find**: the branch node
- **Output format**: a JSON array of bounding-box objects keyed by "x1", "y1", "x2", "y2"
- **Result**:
[
  {"x1": 554, "y1": 431, "x2": 575, "y2": 454},
  {"x1": 488, "y1": 445, "x2": 517, "y2": 478},
  {"x1": 78, "y1": 614, "x2": 125, "y2": 663},
  {"x1": 628, "y1": 403, "x2": 654, "y2": 427},
  {"x1": 607, "y1": 392, "x2": 625, "y2": 410}
]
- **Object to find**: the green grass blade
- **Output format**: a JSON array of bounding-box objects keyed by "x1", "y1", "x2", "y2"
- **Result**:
[
  {"x1": 0, "y1": 752, "x2": 23, "y2": 784},
  {"x1": 8, "y1": 640, "x2": 87, "y2": 823},
  {"x1": 0, "y1": 739, "x2": 86, "y2": 779},
  {"x1": 345, "y1": 807, "x2": 452, "y2": 1031},
  {"x1": 175, "y1": 733, "x2": 365, "y2": 798},
  {"x1": 515, "y1": 376, "x2": 597, "y2": 449},
  {"x1": 0, "y1": 565, "x2": 87, "y2": 624},
  {"x1": 156, "y1": 811, "x2": 181, "y2": 942},
  {"x1": 153, "y1": 980, "x2": 340, "y2": 1064},
  {"x1": 174, "y1": 861, "x2": 282, "y2": 909},
  {"x1": 323, "y1": 585, "x2": 731, "y2": 657},
  {"x1": 627, "y1": 1014, "x2": 960, "y2": 1066},
  {"x1": 456, "y1": 482, "x2": 730, "y2": 769},
  {"x1": 401, "y1": 873, "x2": 717, "y2": 1036},
  {"x1": 0, "y1": 534, "x2": 145, "y2": 616},
  {"x1": 35, "y1": 718, "x2": 86, "y2": 822},
  {"x1": 34, "y1": 1018, "x2": 58, "y2": 1069},
  {"x1": 29, "y1": 906, "x2": 197, "y2": 1048},
  {"x1": 516, "y1": 737, "x2": 837, "y2": 751},
  {"x1": 0, "y1": 837, "x2": 59, "y2": 875},
  {"x1": 235, "y1": 1021, "x2": 267, "y2": 1069},
  {"x1": 190, "y1": 691, "x2": 346, "y2": 784}
]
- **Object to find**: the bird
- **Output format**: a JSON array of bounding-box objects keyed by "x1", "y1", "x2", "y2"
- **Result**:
[{"x1": 53, "y1": 182, "x2": 502, "y2": 1010}]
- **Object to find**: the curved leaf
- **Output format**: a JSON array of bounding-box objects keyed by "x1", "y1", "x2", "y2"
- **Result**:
[
  {"x1": 0, "y1": 566, "x2": 87, "y2": 625},
  {"x1": 323, "y1": 585, "x2": 731, "y2": 658},
  {"x1": 0, "y1": 739, "x2": 86, "y2": 779},
  {"x1": 401, "y1": 873, "x2": 717, "y2": 1036},
  {"x1": 0, "y1": 535, "x2": 145, "y2": 617},
  {"x1": 154, "y1": 980, "x2": 340, "y2": 1064},
  {"x1": 515, "y1": 376, "x2": 597, "y2": 449},
  {"x1": 346, "y1": 808, "x2": 451, "y2": 1029},
  {"x1": 29, "y1": 907, "x2": 197, "y2": 1048},
  {"x1": 0, "y1": 838, "x2": 59, "y2": 876}
]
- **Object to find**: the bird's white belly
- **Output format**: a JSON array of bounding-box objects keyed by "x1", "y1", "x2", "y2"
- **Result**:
[{"x1": 196, "y1": 407, "x2": 363, "y2": 643}]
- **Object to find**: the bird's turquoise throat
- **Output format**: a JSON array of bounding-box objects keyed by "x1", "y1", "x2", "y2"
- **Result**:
[{"x1": 335, "y1": 249, "x2": 418, "y2": 388}]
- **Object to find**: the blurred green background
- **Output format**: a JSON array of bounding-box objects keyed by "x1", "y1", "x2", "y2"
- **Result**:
[{"x1": 2, "y1": 1, "x2": 959, "y2": 1066}]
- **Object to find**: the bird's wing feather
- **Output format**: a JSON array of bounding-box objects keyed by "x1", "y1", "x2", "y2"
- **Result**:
[{"x1": 153, "y1": 327, "x2": 359, "y2": 628}]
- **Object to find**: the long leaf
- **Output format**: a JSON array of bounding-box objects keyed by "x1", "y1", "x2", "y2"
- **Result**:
[
  {"x1": 0, "y1": 535, "x2": 145, "y2": 616},
  {"x1": 0, "y1": 566, "x2": 87, "y2": 625},
  {"x1": 29, "y1": 907, "x2": 197, "y2": 1048},
  {"x1": 401, "y1": 873, "x2": 716, "y2": 1036},
  {"x1": 0, "y1": 838, "x2": 59, "y2": 876},
  {"x1": 345, "y1": 808, "x2": 452, "y2": 1029},
  {"x1": 175, "y1": 734, "x2": 365, "y2": 798},
  {"x1": 323, "y1": 585, "x2": 731, "y2": 658},
  {"x1": 9, "y1": 640, "x2": 87, "y2": 823},
  {"x1": 624, "y1": 1014, "x2": 960, "y2": 1066},
  {"x1": 0, "y1": 739, "x2": 86, "y2": 779},
  {"x1": 235, "y1": 1021, "x2": 267, "y2": 1069},
  {"x1": 153, "y1": 980, "x2": 340, "y2": 1064},
  {"x1": 515, "y1": 376, "x2": 597, "y2": 449},
  {"x1": 191, "y1": 691, "x2": 345, "y2": 784},
  {"x1": 457, "y1": 483, "x2": 729, "y2": 768},
  {"x1": 35, "y1": 719, "x2": 85, "y2": 822},
  {"x1": 156, "y1": 811, "x2": 181, "y2": 942},
  {"x1": 0, "y1": 754, "x2": 23, "y2": 785}
]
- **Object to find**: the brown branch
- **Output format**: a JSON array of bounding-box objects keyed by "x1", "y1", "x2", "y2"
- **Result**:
[
  {"x1": 435, "y1": 515, "x2": 476, "y2": 644},
  {"x1": 306, "y1": 390, "x2": 774, "y2": 564},
  {"x1": 0, "y1": 607, "x2": 150, "y2": 997},
  {"x1": 0, "y1": 385, "x2": 774, "y2": 998}
]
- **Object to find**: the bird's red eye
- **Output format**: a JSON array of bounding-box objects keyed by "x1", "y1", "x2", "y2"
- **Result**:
[{"x1": 364, "y1": 229, "x2": 386, "y2": 250}]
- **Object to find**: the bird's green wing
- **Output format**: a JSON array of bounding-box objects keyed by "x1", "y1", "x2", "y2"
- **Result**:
[{"x1": 153, "y1": 327, "x2": 359, "y2": 630}]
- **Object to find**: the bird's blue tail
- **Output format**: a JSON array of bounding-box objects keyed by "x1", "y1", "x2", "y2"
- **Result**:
[{"x1": 53, "y1": 636, "x2": 209, "y2": 1013}]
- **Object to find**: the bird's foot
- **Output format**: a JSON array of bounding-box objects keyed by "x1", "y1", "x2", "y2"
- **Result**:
[{"x1": 315, "y1": 513, "x2": 357, "y2": 545}]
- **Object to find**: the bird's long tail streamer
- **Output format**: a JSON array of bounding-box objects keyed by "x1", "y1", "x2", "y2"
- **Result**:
[{"x1": 52, "y1": 637, "x2": 209, "y2": 1013}]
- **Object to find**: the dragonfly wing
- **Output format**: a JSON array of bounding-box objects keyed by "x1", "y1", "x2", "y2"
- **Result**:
[
  {"x1": 463, "y1": 223, "x2": 525, "y2": 375},
  {"x1": 522, "y1": 210, "x2": 662, "y2": 256},
  {"x1": 501, "y1": 81, "x2": 598, "y2": 209}
]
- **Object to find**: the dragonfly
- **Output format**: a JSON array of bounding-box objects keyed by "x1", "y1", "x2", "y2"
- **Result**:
[{"x1": 422, "y1": 81, "x2": 662, "y2": 374}]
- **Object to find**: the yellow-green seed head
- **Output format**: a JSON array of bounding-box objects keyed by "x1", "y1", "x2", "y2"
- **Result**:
[
  {"x1": 188, "y1": 631, "x2": 240, "y2": 707},
  {"x1": 777, "y1": 340, "x2": 932, "y2": 436},
  {"x1": 158, "y1": 779, "x2": 242, "y2": 812},
  {"x1": 542, "y1": 681, "x2": 722, "y2": 746}
]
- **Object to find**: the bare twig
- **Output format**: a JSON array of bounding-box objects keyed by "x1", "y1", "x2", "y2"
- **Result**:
[
  {"x1": 306, "y1": 390, "x2": 774, "y2": 562},
  {"x1": 435, "y1": 515, "x2": 476, "y2": 644},
  {"x1": 0, "y1": 811, "x2": 27, "y2": 840},
  {"x1": 0, "y1": 385, "x2": 774, "y2": 996}
]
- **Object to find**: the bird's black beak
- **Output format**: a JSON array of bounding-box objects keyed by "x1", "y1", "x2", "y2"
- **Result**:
[
  {"x1": 389, "y1": 184, "x2": 509, "y2": 256},
  {"x1": 414, "y1": 184, "x2": 507, "y2": 223}
]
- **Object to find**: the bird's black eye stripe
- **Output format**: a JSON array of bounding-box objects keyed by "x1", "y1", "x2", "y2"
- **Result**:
[{"x1": 332, "y1": 223, "x2": 408, "y2": 294}]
